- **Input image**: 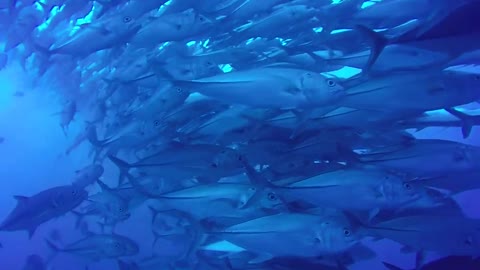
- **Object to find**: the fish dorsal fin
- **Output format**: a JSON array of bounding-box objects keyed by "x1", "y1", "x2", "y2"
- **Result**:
[
  {"x1": 96, "y1": 179, "x2": 113, "y2": 193},
  {"x1": 13, "y1": 195, "x2": 29, "y2": 204},
  {"x1": 28, "y1": 227, "x2": 37, "y2": 239}
]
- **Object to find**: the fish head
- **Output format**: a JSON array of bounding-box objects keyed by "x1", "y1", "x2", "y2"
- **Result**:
[
  {"x1": 379, "y1": 174, "x2": 426, "y2": 205},
  {"x1": 257, "y1": 189, "x2": 286, "y2": 211},
  {"x1": 301, "y1": 73, "x2": 345, "y2": 106},
  {"x1": 98, "y1": 11, "x2": 142, "y2": 38},
  {"x1": 191, "y1": 57, "x2": 221, "y2": 79},
  {"x1": 451, "y1": 144, "x2": 480, "y2": 171},
  {"x1": 51, "y1": 186, "x2": 88, "y2": 211},
  {"x1": 73, "y1": 164, "x2": 104, "y2": 188},
  {"x1": 107, "y1": 237, "x2": 139, "y2": 257},
  {"x1": 279, "y1": 4, "x2": 317, "y2": 20},
  {"x1": 313, "y1": 217, "x2": 359, "y2": 254},
  {"x1": 442, "y1": 65, "x2": 480, "y2": 99},
  {"x1": 175, "y1": 8, "x2": 213, "y2": 32},
  {"x1": 106, "y1": 199, "x2": 131, "y2": 221},
  {"x1": 113, "y1": 54, "x2": 150, "y2": 82},
  {"x1": 194, "y1": 13, "x2": 214, "y2": 29}
]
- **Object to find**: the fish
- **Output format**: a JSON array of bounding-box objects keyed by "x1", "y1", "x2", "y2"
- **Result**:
[
  {"x1": 207, "y1": 212, "x2": 361, "y2": 263},
  {"x1": 46, "y1": 233, "x2": 139, "y2": 261},
  {"x1": 343, "y1": 139, "x2": 480, "y2": 178},
  {"x1": 0, "y1": 185, "x2": 87, "y2": 238},
  {"x1": 169, "y1": 66, "x2": 345, "y2": 109},
  {"x1": 270, "y1": 167, "x2": 439, "y2": 215},
  {"x1": 130, "y1": 9, "x2": 213, "y2": 49},
  {"x1": 366, "y1": 215, "x2": 480, "y2": 256},
  {"x1": 72, "y1": 164, "x2": 105, "y2": 188},
  {"x1": 39, "y1": 11, "x2": 141, "y2": 56}
]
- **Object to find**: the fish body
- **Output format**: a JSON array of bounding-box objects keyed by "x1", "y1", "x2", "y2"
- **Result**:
[{"x1": 0, "y1": 185, "x2": 87, "y2": 238}]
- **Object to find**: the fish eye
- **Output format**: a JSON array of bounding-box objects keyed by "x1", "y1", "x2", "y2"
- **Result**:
[
  {"x1": 327, "y1": 80, "x2": 336, "y2": 87},
  {"x1": 119, "y1": 207, "x2": 124, "y2": 212},
  {"x1": 474, "y1": 75, "x2": 480, "y2": 81},
  {"x1": 237, "y1": 155, "x2": 243, "y2": 161},
  {"x1": 249, "y1": 187, "x2": 256, "y2": 191},
  {"x1": 123, "y1": 16, "x2": 132, "y2": 23},
  {"x1": 403, "y1": 182, "x2": 412, "y2": 190},
  {"x1": 199, "y1": 16, "x2": 205, "y2": 22},
  {"x1": 267, "y1": 192, "x2": 277, "y2": 201},
  {"x1": 210, "y1": 163, "x2": 218, "y2": 168},
  {"x1": 344, "y1": 229, "x2": 351, "y2": 236},
  {"x1": 384, "y1": 176, "x2": 390, "y2": 180},
  {"x1": 153, "y1": 120, "x2": 160, "y2": 127},
  {"x1": 176, "y1": 87, "x2": 182, "y2": 93}
]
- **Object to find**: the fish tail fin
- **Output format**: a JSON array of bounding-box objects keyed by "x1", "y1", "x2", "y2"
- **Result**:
[
  {"x1": 97, "y1": 221, "x2": 107, "y2": 233},
  {"x1": 355, "y1": 24, "x2": 388, "y2": 74},
  {"x1": 240, "y1": 157, "x2": 274, "y2": 188},
  {"x1": 445, "y1": 107, "x2": 480, "y2": 138},
  {"x1": 152, "y1": 231, "x2": 162, "y2": 248},
  {"x1": 96, "y1": 179, "x2": 113, "y2": 192},
  {"x1": 382, "y1": 262, "x2": 405, "y2": 270},
  {"x1": 61, "y1": 124, "x2": 68, "y2": 137},
  {"x1": 147, "y1": 205, "x2": 161, "y2": 226},
  {"x1": 124, "y1": 172, "x2": 166, "y2": 199},
  {"x1": 107, "y1": 154, "x2": 131, "y2": 185},
  {"x1": 27, "y1": 227, "x2": 37, "y2": 239}
]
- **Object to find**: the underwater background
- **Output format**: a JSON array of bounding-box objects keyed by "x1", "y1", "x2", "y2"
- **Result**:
[{"x1": 1, "y1": 0, "x2": 480, "y2": 269}]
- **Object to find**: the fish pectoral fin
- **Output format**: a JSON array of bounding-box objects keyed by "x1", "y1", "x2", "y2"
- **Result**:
[
  {"x1": 248, "y1": 253, "x2": 273, "y2": 264},
  {"x1": 368, "y1": 208, "x2": 380, "y2": 221},
  {"x1": 88, "y1": 25, "x2": 112, "y2": 36}
]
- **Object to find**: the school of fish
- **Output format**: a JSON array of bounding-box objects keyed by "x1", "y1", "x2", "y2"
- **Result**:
[{"x1": 1, "y1": 0, "x2": 480, "y2": 269}]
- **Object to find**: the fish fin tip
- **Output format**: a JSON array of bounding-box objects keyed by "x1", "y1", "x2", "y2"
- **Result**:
[
  {"x1": 382, "y1": 261, "x2": 405, "y2": 270},
  {"x1": 355, "y1": 24, "x2": 388, "y2": 73}
]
